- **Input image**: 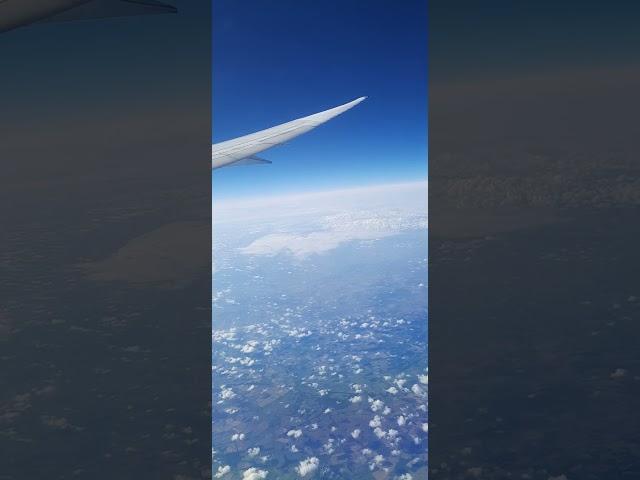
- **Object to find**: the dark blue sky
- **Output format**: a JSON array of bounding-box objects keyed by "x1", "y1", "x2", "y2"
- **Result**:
[{"x1": 212, "y1": 0, "x2": 427, "y2": 199}]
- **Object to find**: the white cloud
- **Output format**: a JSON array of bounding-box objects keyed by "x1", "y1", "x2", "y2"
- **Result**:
[
  {"x1": 225, "y1": 182, "x2": 427, "y2": 258},
  {"x1": 241, "y1": 340, "x2": 259, "y2": 353},
  {"x1": 394, "y1": 378, "x2": 407, "y2": 389},
  {"x1": 220, "y1": 386, "x2": 236, "y2": 400},
  {"x1": 369, "y1": 454, "x2": 385, "y2": 471},
  {"x1": 296, "y1": 457, "x2": 320, "y2": 477},
  {"x1": 351, "y1": 429, "x2": 361, "y2": 439},
  {"x1": 411, "y1": 384, "x2": 426, "y2": 396},
  {"x1": 397, "y1": 415, "x2": 406, "y2": 427},
  {"x1": 323, "y1": 439, "x2": 335, "y2": 455},
  {"x1": 287, "y1": 429, "x2": 303, "y2": 439},
  {"x1": 214, "y1": 465, "x2": 231, "y2": 478},
  {"x1": 242, "y1": 467, "x2": 268, "y2": 480},
  {"x1": 369, "y1": 415, "x2": 382, "y2": 428},
  {"x1": 370, "y1": 399, "x2": 385, "y2": 412},
  {"x1": 248, "y1": 447, "x2": 260, "y2": 457},
  {"x1": 215, "y1": 182, "x2": 427, "y2": 226}
]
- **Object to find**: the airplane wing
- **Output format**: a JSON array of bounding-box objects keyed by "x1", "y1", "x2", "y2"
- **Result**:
[
  {"x1": 211, "y1": 97, "x2": 366, "y2": 170},
  {"x1": 38, "y1": 0, "x2": 176, "y2": 24}
]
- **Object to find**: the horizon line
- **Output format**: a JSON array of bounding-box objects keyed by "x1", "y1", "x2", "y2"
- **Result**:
[{"x1": 213, "y1": 179, "x2": 428, "y2": 206}]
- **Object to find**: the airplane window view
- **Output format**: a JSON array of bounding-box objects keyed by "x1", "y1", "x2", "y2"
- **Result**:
[
  {"x1": 212, "y1": 1, "x2": 427, "y2": 478},
  {"x1": 6, "y1": 1, "x2": 640, "y2": 479}
]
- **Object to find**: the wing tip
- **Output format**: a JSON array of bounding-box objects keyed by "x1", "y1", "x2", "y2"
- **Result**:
[{"x1": 351, "y1": 96, "x2": 367, "y2": 106}]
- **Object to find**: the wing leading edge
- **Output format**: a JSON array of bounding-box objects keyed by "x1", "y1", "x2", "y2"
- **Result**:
[{"x1": 211, "y1": 96, "x2": 366, "y2": 170}]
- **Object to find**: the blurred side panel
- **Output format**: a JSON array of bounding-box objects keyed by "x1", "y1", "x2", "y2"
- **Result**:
[
  {"x1": 0, "y1": 1, "x2": 211, "y2": 478},
  {"x1": 430, "y1": 1, "x2": 640, "y2": 478}
]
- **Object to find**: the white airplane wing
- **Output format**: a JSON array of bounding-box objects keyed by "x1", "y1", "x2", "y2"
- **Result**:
[{"x1": 211, "y1": 97, "x2": 366, "y2": 170}]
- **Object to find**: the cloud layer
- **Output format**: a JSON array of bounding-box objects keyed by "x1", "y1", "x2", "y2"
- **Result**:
[{"x1": 223, "y1": 182, "x2": 427, "y2": 258}]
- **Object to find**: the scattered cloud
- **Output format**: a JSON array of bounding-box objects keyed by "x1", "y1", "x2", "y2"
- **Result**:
[
  {"x1": 214, "y1": 465, "x2": 231, "y2": 478},
  {"x1": 296, "y1": 457, "x2": 320, "y2": 477},
  {"x1": 242, "y1": 467, "x2": 268, "y2": 480},
  {"x1": 248, "y1": 447, "x2": 260, "y2": 457}
]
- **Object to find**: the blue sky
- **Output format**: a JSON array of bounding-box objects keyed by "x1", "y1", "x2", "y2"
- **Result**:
[{"x1": 212, "y1": 0, "x2": 427, "y2": 199}]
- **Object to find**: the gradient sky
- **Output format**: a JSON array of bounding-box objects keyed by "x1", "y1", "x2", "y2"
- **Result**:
[{"x1": 212, "y1": 0, "x2": 427, "y2": 199}]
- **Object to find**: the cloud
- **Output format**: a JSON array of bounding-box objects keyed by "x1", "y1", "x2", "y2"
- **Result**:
[
  {"x1": 411, "y1": 384, "x2": 426, "y2": 396},
  {"x1": 241, "y1": 340, "x2": 259, "y2": 353},
  {"x1": 369, "y1": 454, "x2": 385, "y2": 471},
  {"x1": 394, "y1": 378, "x2": 407, "y2": 389},
  {"x1": 351, "y1": 429, "x2": 361, "y2": 439},
  {"x1": 239, "y1": 212, "x2": 426, "y2": 258},
  {"x1": 296, "y1": 457, "x2": 320, "y2": 477},
  {"x1": 214, "y1": 465, "x2": 231, "y2": 478},
  {"x1": 369, "y1": 415, "x2": 382, "y2": 428},
  {"x1": 248, "y1": 447, "x2": 260, "y2": 457},
  {"x1": 215, "y1": 182, "x2": 427, "y2": 226},
  {"x1": 220, "y1": 386, "x2": 236, "y2": 400},
  {"x1": 287, "y1": 429, "x2": 303, "y2": 439},
  {"x1": 227, "y1": 182, "x2": 427, "y2": 259},
  {"x1": 242, "y1": 468, "x2": 268, "y2": 480}
]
